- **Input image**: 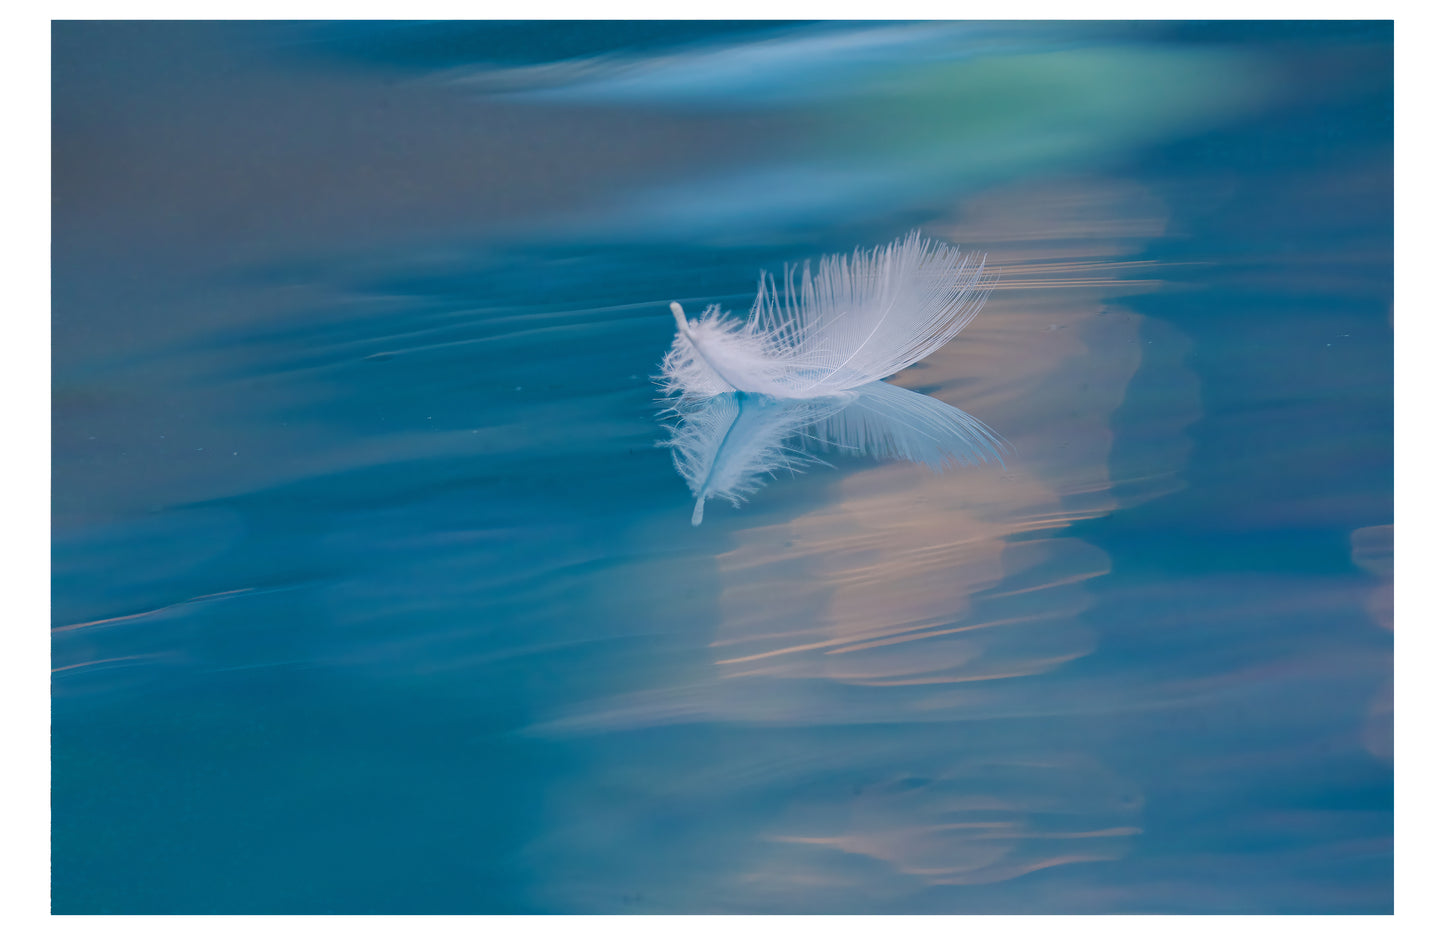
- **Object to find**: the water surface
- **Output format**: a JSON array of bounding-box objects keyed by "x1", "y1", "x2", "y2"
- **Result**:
[{"x1": 52, "y1": 21, "x2": 1392, "y2": 913}]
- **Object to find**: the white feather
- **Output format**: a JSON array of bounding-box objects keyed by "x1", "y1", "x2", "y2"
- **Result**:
[
  {"x1": 660, "y1": 381, "x2": 1005, "y2": 525},
  {"x1": 661, "y1": 231, "x2": 992, "y2": 400}
]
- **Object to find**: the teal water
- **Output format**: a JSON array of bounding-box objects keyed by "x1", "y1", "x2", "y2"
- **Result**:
[{"x1": 52, "y1": 21, "x2": 1392, "y2": 913}]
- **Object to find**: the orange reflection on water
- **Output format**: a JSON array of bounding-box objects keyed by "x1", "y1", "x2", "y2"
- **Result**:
[
  {"x1": 1350, "y1": 523, "x2": 1393, "y2": 631},
  {"x1": 742, "y1": 757, "x2": 1144, "y2": 903},
  {"x1": 1350, "y1": 524, "x2": 1392, "y2": 762},
  {"x1": 708, "y1": 176, "x2": 1200, "y2": 702},
  {"x1": 532, "y1": 177, "x2": 1203, "y2": 908},
  {"x1": 688, "y1": 178, "x2": 1201, "y2": 900}
]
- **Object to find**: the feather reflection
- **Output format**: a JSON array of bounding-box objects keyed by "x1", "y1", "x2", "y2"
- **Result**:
[{"x1": 661, "y1": 381, "x2": 1006, "y2": 525}]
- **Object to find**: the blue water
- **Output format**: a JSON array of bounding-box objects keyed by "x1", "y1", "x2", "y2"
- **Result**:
[{"x1": 52, "y1": 21, "x2": 1392, "y2": 913}]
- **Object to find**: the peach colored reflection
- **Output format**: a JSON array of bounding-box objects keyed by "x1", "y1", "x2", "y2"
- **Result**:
[
  {"x1": 689, "y1": 179, "x2": 1198, "y2": 901},
  {"x1": 1350, "y1": 524, "x2": 1392, "y2": 763},
  {"x1": 710, "y1": 177, "x2": 1200, "y2": 702},
  {"x1": 1350, "y1": 524, "x2": 1393, "y2": 632},
  {"x1": 740, "y1": 758, "x2": 1143, "y2": 907},
  {"x1": 530, "y1": 178, "x2": 1202, "y2": 910}
]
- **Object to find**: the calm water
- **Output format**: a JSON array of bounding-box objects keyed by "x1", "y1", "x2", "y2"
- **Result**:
[{"x1": 52, "y1": 21, "x2": 1393, "y2": 913}]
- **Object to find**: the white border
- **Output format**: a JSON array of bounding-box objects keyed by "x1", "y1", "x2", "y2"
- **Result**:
[{"x1": 18, "y1": 8, "x2": 1423, "y2": 929}]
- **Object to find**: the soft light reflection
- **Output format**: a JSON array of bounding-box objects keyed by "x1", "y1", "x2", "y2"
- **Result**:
[
  {"x1": 527, "y1": 178, "x2": 1203, "y2": 909},
  {"x1": 704, "y1": 176, "x2": 1195, "y2": 705},
  {"x1": 546, "y1": 178, "x2": 1199, "y2": 730},
  {"x1": 1350, "y1": 524, "x2": 1393, "y2": 762},
  {"x1": 1350, "y1": 524, "x2": 1393, "y2": 631},
  {"x1": 468, "y1": 25, "x2": 1277, "y2": 239},
  {"x1": 761, "y1": 758, "x2": 1142, "y2": 891}
]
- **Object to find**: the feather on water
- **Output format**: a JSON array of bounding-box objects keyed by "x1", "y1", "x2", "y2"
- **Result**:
[{"x1": 661, "y1": 231, "x2": 992, "y2": 400}]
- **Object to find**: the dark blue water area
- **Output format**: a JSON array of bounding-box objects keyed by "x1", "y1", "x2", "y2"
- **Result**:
[{"x1": 52, "y1": 22, "x2": 1392, "y2": 913}]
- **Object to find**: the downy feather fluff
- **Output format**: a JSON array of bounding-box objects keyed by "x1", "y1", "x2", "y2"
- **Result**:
[{"x1": 661, "y1": 231, "x2": 992, "y2": 400}]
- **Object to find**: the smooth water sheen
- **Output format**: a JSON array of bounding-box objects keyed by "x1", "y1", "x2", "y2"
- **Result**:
[{"x1": 52, "y1": 21, "x2": 1392, "y2": 913}]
